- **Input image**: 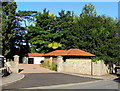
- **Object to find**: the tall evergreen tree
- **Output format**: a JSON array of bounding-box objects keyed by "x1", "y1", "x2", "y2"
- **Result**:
[
  {"x1": 80, "y1": 3, "x2": 97, "y2": 18},
  {"x1": 28, "y1": 9, "x2": 61, "y2": 53},
  {"x1": 2, "y1": 1, "x2": 19, "y2": 58},
  {"x1": 14, "y1": 11, "x2": 37, "y2": 57},
  {"x1": 78, "y1": 4, "x2": 119, "y2": 66},
  {"x1": 55, "y1": 10, "x2": 74, "y2": 50}
]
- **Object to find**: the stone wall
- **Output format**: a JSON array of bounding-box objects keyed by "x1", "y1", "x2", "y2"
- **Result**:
[
  {"x1": 63, "y1": 59, "x2": 92, "y2": 75},
  {"x1": 92, "y1": 61, "x2": 109, "y2": 75},
  {"x1": 5, "y1": 55, "x2": 19, "y2": 73},
  {"x1": 57, "y1": 56, "x2": 92, "y2": 75},
  {"x1": 5, "y1": 61, "x2": 19, "y2": 73},
  {"x1": 57, "y1": 56, "x2": 110, "y2": 76},
  {"x1": 6, "y1": 61, "x2": 15, "y2": 73}
]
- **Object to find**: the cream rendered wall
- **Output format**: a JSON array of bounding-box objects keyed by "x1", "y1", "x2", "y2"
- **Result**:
[
  {"x1": 33, "y1": 57, "x2": 44, "y2": 64},
  {"x1": 23, "y1": 57, "x2": 44, "y2": 64}
]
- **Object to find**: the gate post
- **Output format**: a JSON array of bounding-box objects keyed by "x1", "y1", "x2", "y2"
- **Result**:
[
  {"x1": 57, "y1": 56, "x2": 64, "y2": 72},
  {"x1": 13, "y1": 55, "x2": 19, "y2": 73}
]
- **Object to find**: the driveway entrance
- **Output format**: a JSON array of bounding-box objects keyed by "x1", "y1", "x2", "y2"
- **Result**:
[{"x1": 19, "y1": 64, "x2": 55, "y2": 73}]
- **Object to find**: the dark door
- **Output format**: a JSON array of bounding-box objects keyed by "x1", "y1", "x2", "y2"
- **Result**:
[{"x1": 28, "y1": 58, "x2": 34, "y2": 64}]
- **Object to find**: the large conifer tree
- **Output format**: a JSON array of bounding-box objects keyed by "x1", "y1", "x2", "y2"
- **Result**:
[{"x1": 2, "y1": 1, "x2": 19, "y2": 58}]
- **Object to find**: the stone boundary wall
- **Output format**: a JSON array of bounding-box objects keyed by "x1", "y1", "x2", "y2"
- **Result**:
[
  {"x1": 63, "y1": 59, "x2": 92, "y2": 75},
  {"x1": 57, "y1": 56, "x2": 110, "y2": 76},
  {"x1": 92, "y1": 61, "x2": 109, "y2": 75},
  {"x1": 6, "y1": 61, "x2": 16, "y2": 73},
  {"x1": 5, "y1": 55, "x2": 19, "y2": 73}
]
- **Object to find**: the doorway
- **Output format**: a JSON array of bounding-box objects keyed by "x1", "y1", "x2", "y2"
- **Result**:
[{"x1": 28, "y1": 58, "x2": 34, "y2": 64}]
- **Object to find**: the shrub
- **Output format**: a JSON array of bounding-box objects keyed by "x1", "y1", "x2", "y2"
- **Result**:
[
  {"x1": 92, "y1": 57, "x2": 101, "y2": 62},
  {"x1": 49, "y1": 64, "x2": 57, "y2": 71},
  {"x1": 7, "y1": 59, "x2": 13, "y2": 62},
  {"x1": 41, "y1": 61, "x2": 50, "y2": 68},
  {"x1": 41, "y1": 61, "x2": 57, "y2": 71}
]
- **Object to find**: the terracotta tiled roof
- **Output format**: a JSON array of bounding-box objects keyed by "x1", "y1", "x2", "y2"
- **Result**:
[
  {"x1": 66, "y1": 49, "x2": 95, "y2": 56},
  {"x1": 25, "y1": 53, "x2": 44, "y2": 57},
  {"x1": 44, "y1": 50, "x2": 67, "y2": 56},
  {"x1": 44, "y1": 49, "x2": 96, "y2": 57}
]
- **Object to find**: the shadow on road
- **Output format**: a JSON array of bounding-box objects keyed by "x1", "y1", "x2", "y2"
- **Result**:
[
  {"x1": 19, "y1": 69, "x2": 24, "y2": 73},
  {"x1": 113, "y1": 76, "x2": 120, "y2": 83}
]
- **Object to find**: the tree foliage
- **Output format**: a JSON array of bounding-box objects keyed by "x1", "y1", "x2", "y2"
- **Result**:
[
  {"x1": 2, "y1": 1, "x2": 19, "y2": 58},
  {"x1": 26, "y1": 4, "x2": 119, "y2": 65},
  {"x1": 80, "y1": 3, "x2": 97, "y2": 18},
  {"x1": 1, "y1": 2, "x2": 120, "y2": 66},
  {"x1": 28, "y1": 9, "x2": 64, "y2": 53},
  {"x1": 2, "y1": 1, "x2": 37, "y2": 59}
]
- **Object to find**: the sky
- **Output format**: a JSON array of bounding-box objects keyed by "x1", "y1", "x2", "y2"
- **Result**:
[
  {"x1": 16, "y1": 2, "x2": 118, "y2": 20},
  {"x1": 15, "y1": 0, "x2": 119, "y2": 2}
]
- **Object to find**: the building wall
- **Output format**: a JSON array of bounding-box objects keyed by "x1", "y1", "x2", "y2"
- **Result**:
[
  {"x1": 23, "y1": 57, "x2": 44, "y2": 64},
  {"x1": 33, "y1": 57, "x2": 44, "y2": 64}
]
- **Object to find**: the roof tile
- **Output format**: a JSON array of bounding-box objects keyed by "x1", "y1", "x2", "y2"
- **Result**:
[
  {"x1": 44, "y1": 48, "x2": 96, "y2": 57},
  {"x1": 25, "y1": 53, "x2": 44, "y2": 57},
  {"x1": 44, "y1": 50, "x2": 67, "y2": 56}
]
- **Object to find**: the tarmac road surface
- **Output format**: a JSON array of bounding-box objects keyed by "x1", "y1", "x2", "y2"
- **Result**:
[{"x1": 2, "y1": 73, "x2": 100, "y2": 90}]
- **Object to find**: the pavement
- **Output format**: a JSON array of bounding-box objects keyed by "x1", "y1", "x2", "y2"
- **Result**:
[
  {"x1": 61, "y1": 72, "x2": 118, "y2": 80},
  {"x1": 46, "y1": 78, "x2": 119, "y2": 89},
  {"x1": 0, "y1": 73, "x2": 24, "y2": 86}
]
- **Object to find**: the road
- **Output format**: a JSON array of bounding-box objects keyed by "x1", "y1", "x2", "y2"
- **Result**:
[
  {"x1": 3, "y1": 73, "x2": 100, "y2": 90},
  {"x1": 22, "y1": 78, "x2": 120, "y2": 91},
  {"x1": 49, "y1": 79, "x2": 119, "y2": 89}
]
